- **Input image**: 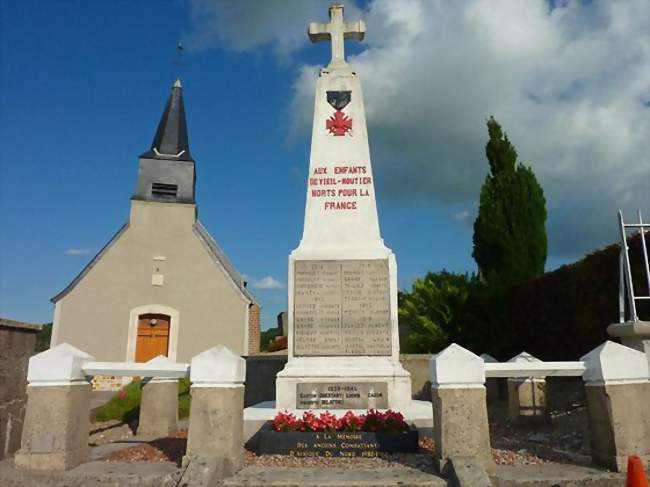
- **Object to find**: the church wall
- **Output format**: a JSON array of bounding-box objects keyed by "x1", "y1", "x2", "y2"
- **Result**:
[{"x1": 53, "y1": 200, "x2": 250, "y2": 362}]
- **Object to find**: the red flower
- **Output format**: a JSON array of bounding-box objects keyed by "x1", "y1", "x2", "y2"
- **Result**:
[{"x1": 271, "y1": 409, "x2": 409, "y2": 433}]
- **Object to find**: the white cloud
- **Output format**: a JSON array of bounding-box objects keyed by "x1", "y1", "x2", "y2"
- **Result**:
[
  {"x1": 451, "y1": 211, "x2": 470, "y2": 222},
  {"x1": 187, "y1": 0, "x2": 650, "y2": 258},
  {"x1": 65, "y1": 248, "x2": 91, "y2": 256},
  {"x1": 251, "y1": 276, "x2": 284, "y2": 290},
  {"x1": 185, "y1": 0, "x2": 362, "y2": 59}
]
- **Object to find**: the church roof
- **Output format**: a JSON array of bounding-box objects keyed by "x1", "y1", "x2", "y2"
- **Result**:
[
  {"x1": 51, "y1": 223, "x2": 130, "y2": 304},
  {"x1": 50, "y1": 221, "x2": 258, "y2": 307},
  {"x1": 139, "y1": 79, "x2": 194, "y2": 162},
  {"x1": 193, "y1": 221, "x2": 257, "y2": 305}
]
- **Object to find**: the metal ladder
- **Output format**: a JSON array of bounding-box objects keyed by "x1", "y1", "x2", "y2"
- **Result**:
[{"x1": 618, "y1": 210, "x2": 650, "y2": 322}]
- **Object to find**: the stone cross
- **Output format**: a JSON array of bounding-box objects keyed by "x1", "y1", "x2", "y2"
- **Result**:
[{"x1": 309, "y1": 4, "x2": 365, "y2": 69}]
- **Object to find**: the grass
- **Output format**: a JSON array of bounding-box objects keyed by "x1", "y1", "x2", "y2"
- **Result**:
[{"x1": 94, "y1": 377, "x2": 191, "y2": 423}]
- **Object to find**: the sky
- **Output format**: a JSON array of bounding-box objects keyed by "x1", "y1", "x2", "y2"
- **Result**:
[{"x1": 0, "y1": 0, "x2": 648, "y2": 330}]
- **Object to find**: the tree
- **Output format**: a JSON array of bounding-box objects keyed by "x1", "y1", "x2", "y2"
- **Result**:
[
  {"x1": 34, "y1": 323, "x2": 52, "y2": 353},
  {"x1": 399, "y1": 271, "x2": 475, "y2": 353},
  {"x1": 472, "y1": 117, "x2": 547, "y2": 287}
]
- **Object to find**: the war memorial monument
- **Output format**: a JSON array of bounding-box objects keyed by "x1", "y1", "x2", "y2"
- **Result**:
[
  {"x1": 273, "y1": 4, "x2": 412, "y2": 413},
  {"x1": 4, "y1": 3, "x2": 650, "y2": 486}
]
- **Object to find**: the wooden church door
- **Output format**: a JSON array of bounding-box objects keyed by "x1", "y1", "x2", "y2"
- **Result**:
[{"x1": 135, "y1": 313, "x2": 170, "y2": 362}]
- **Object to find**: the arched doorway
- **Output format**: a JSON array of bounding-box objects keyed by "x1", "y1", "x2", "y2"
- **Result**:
[{"x1": 135, "y1": 313, "x2": 170, "y2": 362}]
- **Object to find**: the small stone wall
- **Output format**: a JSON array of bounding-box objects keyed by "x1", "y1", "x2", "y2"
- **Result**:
[{"x1": 0, "y1": 319, "x2": 41, "y2": 460}]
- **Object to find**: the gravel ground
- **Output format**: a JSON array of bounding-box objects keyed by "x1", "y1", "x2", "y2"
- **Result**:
[{"x1": 93, "y1": 379, "x2": 592, "y2": 469}]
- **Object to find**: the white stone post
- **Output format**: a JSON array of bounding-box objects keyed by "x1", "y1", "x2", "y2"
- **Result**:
[
  {"x1": 430, "y1": 344, "x2": 494, "y2": 474},
  {"x1": 138, "y1": 355, "x2": 179, "y2": 438},
  {"x1": 14, "y1": 343, "x2": 93, "y2": 470},
  {"x1": 184, "y1": 345, "x2": 246, "y2": 482},
  {"x1": 581, "y1": 341, "x2": 650, "y2": 472},
  {"x1": 507, "y1": 352, "x2": 548, "y2": 425},
  {"x1": 480, "y1": 353, "x2": 500, "y2": 403}
]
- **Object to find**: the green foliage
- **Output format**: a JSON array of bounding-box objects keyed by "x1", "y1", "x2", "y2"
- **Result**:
[
  {"x1": 94, "y1": 379, "x2": 143, "y2": 423},
  {"x1": 473, "y1": 117, "x2": 547, "y2": 288},
  {"x1": 94, "y1": 377, "x2": 192, "y2": 423},
  {"x1": 260, "y1": 327, "x2": 280, "y2": 352},
  {"x1": 399, "y1": 271, "x2": 476, "y2": 353},
  {"x1": 34, "y1": 323, "x2": 52, "y2": 353}
]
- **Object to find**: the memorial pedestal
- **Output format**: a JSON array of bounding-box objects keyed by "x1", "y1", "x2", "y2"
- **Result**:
[{"x1": 276, "y1": 250, "x2": 411, "y2": 412}]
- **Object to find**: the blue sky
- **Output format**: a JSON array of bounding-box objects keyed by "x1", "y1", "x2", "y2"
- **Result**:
[{"x1": 1, "y1": 0, "x2": 648, "y2": 329}]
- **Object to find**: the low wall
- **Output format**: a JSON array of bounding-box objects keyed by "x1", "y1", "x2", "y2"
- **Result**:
[
  {"x1": 243, "y1": 353, "x2": 433, "y2": 407},
  {"x1": 0, "y1": 319, "x2": 41, "y2": 459},
  {"x1": 244, "y1": 354, "x2": 288, "y2": 407}
]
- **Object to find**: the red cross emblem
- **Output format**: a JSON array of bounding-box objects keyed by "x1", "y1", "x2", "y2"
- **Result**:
[{"x1": 326, "y1": 110, "x2": 352, "y2": 136}]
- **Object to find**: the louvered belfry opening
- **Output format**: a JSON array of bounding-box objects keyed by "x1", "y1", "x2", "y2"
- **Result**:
[{"x1": 151, "y1": 182, "x2": 178, "y2": 199}]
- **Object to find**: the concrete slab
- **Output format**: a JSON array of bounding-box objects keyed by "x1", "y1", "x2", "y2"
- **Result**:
[
  {"x1": 0, "y1": 458, "x2": 178, "y2": 487},
  {"x1": 243, "y1": 400, "x2": 434, "y2": 442},
  {"x1": 222, "y1": 466, "x2": 446, "y2": 486},
  {"x1": 491, "y1": 464, "x2": 628, "y2": 486}
]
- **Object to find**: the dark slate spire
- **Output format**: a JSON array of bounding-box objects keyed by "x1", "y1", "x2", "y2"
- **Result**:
[
  {"x1": 133, "y1": 79, "x2": 196, "y2": 204},
  {"x1": 140, "y1": 79, "x2": 193, "y2": 162}
]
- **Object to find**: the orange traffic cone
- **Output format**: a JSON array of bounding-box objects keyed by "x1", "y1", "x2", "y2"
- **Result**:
[{"x1": 627, "y1": 455, "x2": 649, "y2": 487}]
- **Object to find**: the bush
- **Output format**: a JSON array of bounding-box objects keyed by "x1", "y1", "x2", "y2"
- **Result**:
[
  {"x1": 509, "y1": 234, "x2": 649, "y2": 360},
  {"x1": 94, "y1": 377, "x2": 192, "y2": 423},
  {"x1": 399, "y1": 271, "x2": 476, "y2": 353}
]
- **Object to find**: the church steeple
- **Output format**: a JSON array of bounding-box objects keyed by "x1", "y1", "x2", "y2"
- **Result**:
[
  {"x1": 133, "y1": 79, "x2": 196, "y2": 204},
  {"x1": 140, "y1": 79, "x2": 193, "y2": 162}
]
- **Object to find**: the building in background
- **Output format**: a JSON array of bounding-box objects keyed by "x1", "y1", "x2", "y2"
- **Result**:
[{"x1": 50, "y1": 80, "x2": 259, "y2": 376}]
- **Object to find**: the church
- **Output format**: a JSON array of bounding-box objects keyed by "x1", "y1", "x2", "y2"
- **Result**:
[{"x1": 50, "y1": 80, "x2": 260, "y2": 370}]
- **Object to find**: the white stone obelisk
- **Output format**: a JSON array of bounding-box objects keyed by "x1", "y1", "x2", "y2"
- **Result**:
[{"x1": 276, "y1": 4, "x2": 411, "y2": 412}]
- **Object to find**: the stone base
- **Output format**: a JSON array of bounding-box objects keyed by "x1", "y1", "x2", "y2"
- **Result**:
[
  {"x1": 14, "y1": 446, "x2": 88, "y2": 470},
  {"x1": 243, "y1": 399, "x2": 434, "y2": 444},
  {"x1": 138, "y1": 380, "x2": 178, "y2": 438},
  {"x1": 585, "y1": 382, "x2": 650, "y2": 472},
  {"x1": 185, "y1": 385, "x2": 244, "y2": 478},
  {"x1": 431, "y1": 386, "x2": 495, "y2": 475},
  {"x1": 507, "y1": 378, "x2": 548, "y2": 425},
  {"x1": 16, "y1": 382, "x2": 90, "y2": 471},
  {"x1": 276, "y1": 358, "x2": 412, "y2": 412},
  {"x1": 607, "y1": 321, "x2": 650, "y2": 359}
]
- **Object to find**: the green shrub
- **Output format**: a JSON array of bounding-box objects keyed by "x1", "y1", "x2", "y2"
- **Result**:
[
  {"x1": 399, "y1": 271, "x2": 476, "y2": 353},
  {"x1": 94, "y1": 377, "x2": 192, "y2": 423}
]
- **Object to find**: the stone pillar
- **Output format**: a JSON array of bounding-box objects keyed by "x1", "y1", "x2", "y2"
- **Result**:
[
  {"x1": 506, "y1": 352, "x2": 548, "y2": 425},
  {"x1": 14, "y1": 343, "x2": 93, "y2": 470},
  {"x1": 581, "y1": 341, "x2": 650, "y2": 472},
  {"x1": 430, "y1": 344, "x2": 494, "y2": 474},
  {"x1": 138, "y1": 356, "x2": 179, "y2": 438},
  {"x1": 184, "y1": 345, "x2": 246, "y2": 482},
  {"x1": 480, "y1": 353, "x2": 499, "y2": 404}
]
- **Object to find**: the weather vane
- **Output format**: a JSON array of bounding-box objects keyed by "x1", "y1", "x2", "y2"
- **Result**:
[{"x1": 172, "y1": 40, "x2": 187, "y2": 72}]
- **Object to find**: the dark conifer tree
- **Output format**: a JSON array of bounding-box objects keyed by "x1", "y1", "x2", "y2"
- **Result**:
[{"x1": 473, "y1": 117, "x2": 547, "y2": 287}]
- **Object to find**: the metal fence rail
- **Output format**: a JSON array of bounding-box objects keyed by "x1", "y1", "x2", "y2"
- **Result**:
[{"x1": 618, "y1": 210, "x2": 650, "y2": 323}]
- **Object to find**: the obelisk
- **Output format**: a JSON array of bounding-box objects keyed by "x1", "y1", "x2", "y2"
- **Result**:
[{"x1": 276, "y1": 4, "x2": 411, "y2": 412}]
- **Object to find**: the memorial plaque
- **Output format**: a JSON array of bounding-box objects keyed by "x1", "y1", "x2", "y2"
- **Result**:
[
  {"x1": 256, "y1": 423, "x2": 419, "y2": 457},
  {"x1": 294, "y1": 260, "x2": 391, "y2": 356},
  {"x1": 296, "y1": 382, "x2": 388, "y2": 409}
]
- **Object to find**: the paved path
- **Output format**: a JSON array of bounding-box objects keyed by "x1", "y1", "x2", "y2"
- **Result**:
[{"x1": 223, "y1": 466, "x2": 446, "y2": 486}]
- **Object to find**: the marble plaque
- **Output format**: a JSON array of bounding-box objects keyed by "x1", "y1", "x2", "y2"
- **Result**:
[
  {"x1": 293, "y1": 260, "x2": 391, "y2": 356},
  {"x1": 296, "y1": 382, "x2": 388, "y2": 409}
]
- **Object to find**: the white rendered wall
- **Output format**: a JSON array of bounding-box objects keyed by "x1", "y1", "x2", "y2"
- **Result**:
[{"x1": 53, "y1": 200, "x2": 251, "y2": 361}]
